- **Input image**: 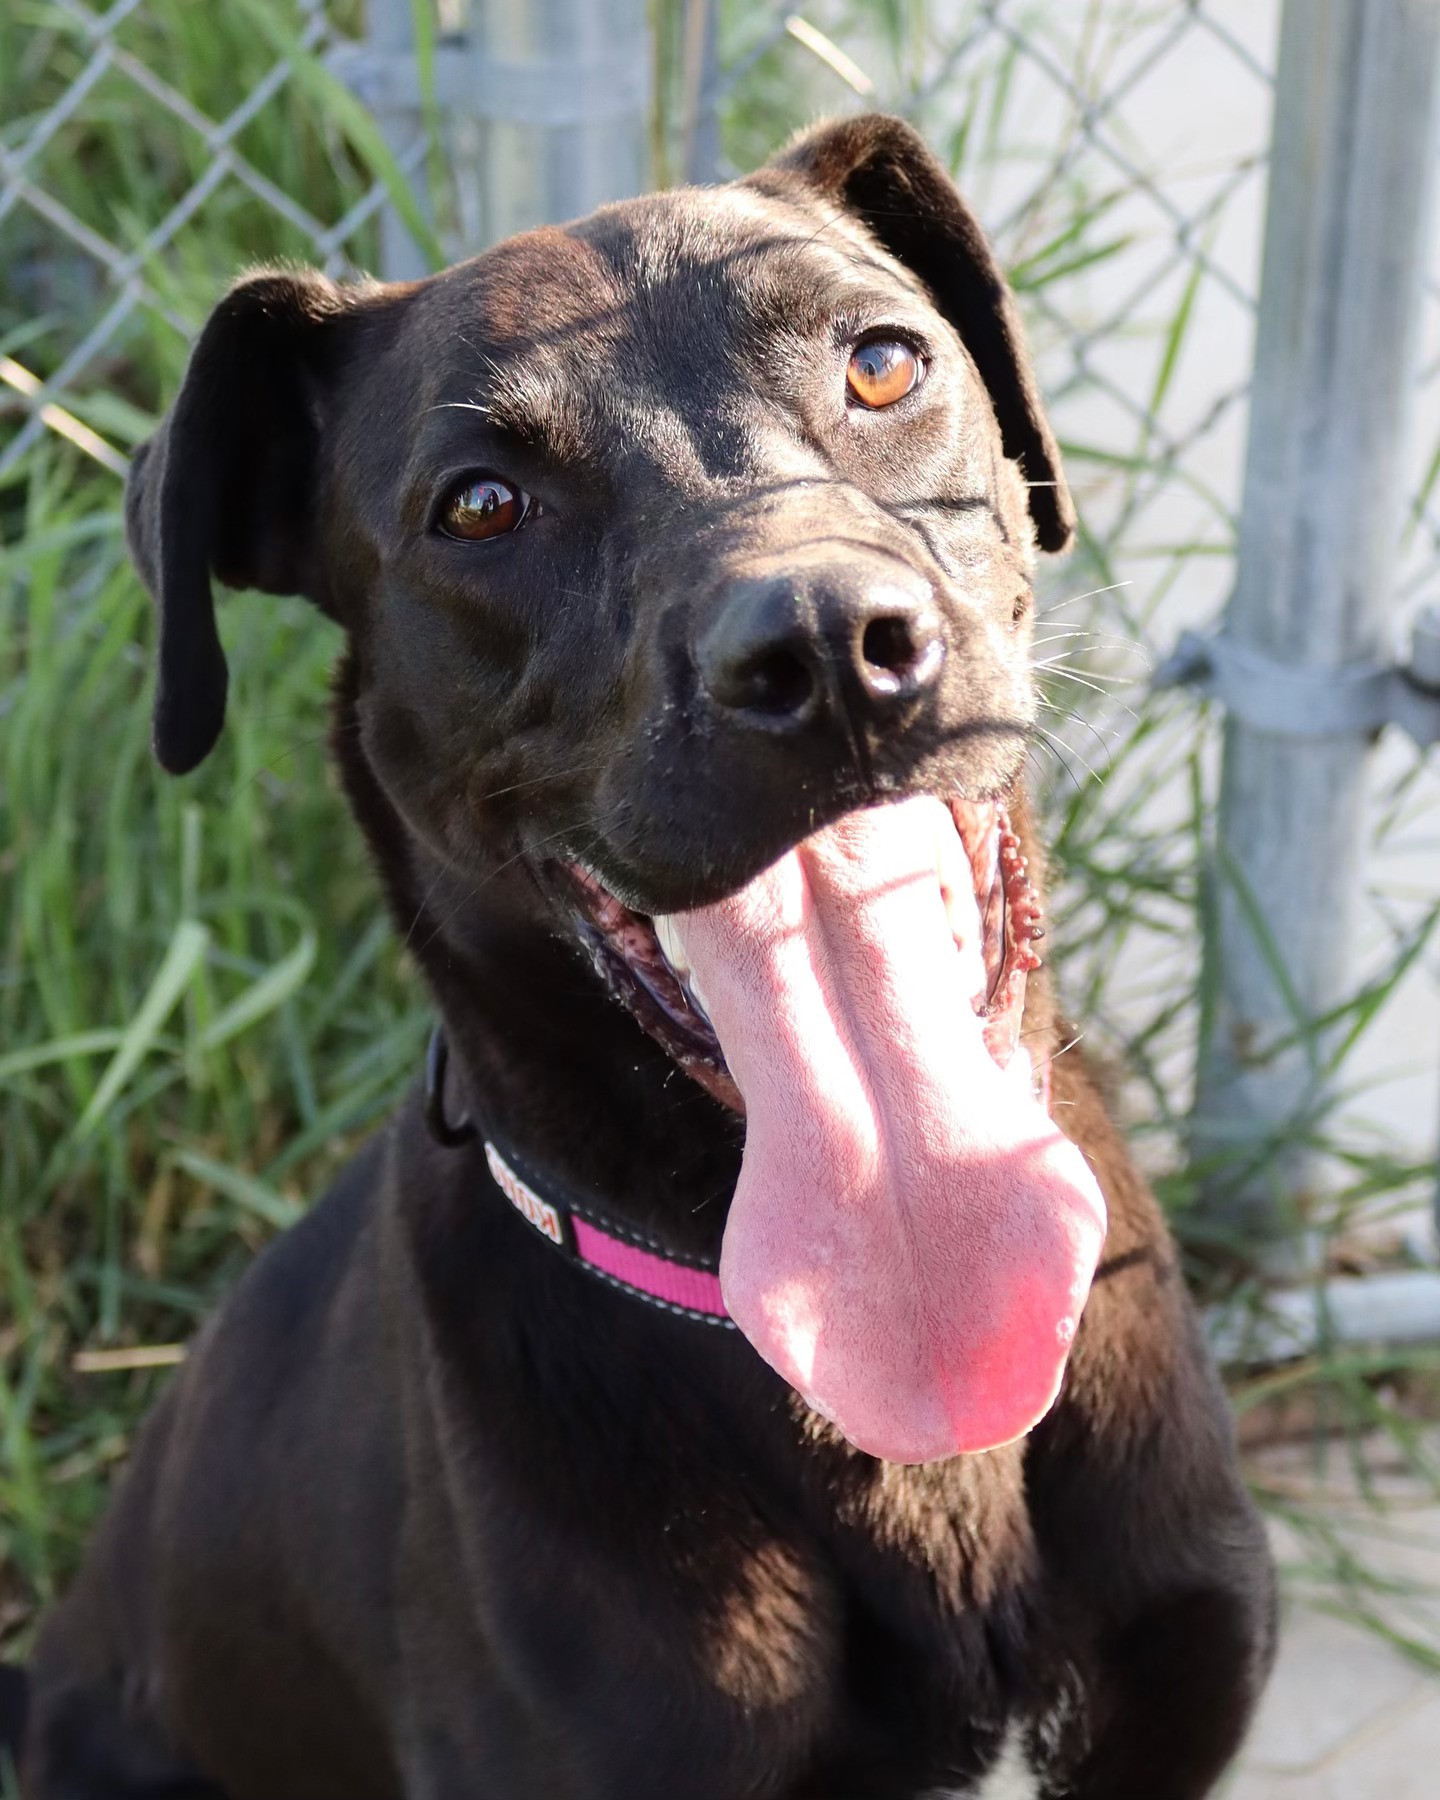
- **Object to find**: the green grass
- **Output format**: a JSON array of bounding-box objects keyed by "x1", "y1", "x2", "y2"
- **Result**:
[
  {"x1": 2, "y1": 0, "x2": 1439, "y2": 1673},
  {"x1": 0, "y1": 445, "x2": 429, "y2": 1641},
  {"x1": 0, "y1": 0, "x2": 440, "y2": 1647}
]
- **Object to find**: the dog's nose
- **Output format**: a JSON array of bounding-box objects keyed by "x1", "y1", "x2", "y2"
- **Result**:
[{"x1": 697, "y1": 563, "x2": 945, "y2": 729}]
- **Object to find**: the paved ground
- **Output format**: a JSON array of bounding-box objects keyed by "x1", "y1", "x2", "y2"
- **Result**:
[
  {"x1": 1224, "y1": 1441, "x2": 1440, "y2": 1798},
  {"x1": 1226, "y1": 1601, "x2": 1440, "y2": 1796}
]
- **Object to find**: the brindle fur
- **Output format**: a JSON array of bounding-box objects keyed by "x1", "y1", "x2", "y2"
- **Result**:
[{"x1": 11, "y1": 116, "x2": 1274, "y2": 1800}]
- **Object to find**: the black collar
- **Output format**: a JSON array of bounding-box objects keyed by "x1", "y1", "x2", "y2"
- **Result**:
[{"x1": 423, "y1": 1026, "x2": 732, "y2": 1325}]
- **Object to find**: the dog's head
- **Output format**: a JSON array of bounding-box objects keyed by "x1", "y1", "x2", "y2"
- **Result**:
[
  {"x1": 128, "y1": 114, "x2": 1070, "y2": 862},
  {"x1": 128, "y1": 116, "x2": 1104, "y2": 1466}
]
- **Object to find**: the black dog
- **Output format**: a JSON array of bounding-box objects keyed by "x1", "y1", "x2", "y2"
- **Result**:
[{"x1": 13, "y1": 116, "x2": 1274, "y2": 1799}]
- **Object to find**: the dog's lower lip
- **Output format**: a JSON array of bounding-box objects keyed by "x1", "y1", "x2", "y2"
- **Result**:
[
  {"x1": 553, "y1": 860, "x2": 744, "y2": 1112},
  {"x1": 544, "y1": 797, "x2": 1044, "y2": 1105}
]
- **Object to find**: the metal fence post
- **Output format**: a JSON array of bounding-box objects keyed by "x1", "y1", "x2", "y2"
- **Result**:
[
  {"x1": 363, "y1": 0, "x2": 435, "y2": 281},
  {"x1": 466, "y1": 0, "x2": 650, "y2": 242},
  {"x1": 1192, "y1": 0, "x2": 1440, "y2": 1256},
  {"x1": 343, "y1": 1, "x2": 651, "y2": 277},
  {"x1": 682, "y1": 0, "x2": 722, "y2": 185}
]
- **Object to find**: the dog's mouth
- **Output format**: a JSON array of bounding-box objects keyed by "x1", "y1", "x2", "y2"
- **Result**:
[
  {"x1": 559, "y1": 799, "x2": 1045, "y2": 1114},
  {"x1": 546, "y1": 796, "x2": 1106, "y2": 1464}
]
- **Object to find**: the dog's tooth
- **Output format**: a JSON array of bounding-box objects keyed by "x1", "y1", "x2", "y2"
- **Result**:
[
  {"x1": 653, "y1": 913, "x2": 690, "y2": 978},
  {"x1": 652, "y1": 913, "x2": 714, "y2": 1020}
]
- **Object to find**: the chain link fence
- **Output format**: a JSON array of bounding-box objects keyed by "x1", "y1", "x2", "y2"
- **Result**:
[
  {"x1": 0, "y1": 0, "x2": 432, "y2": 481},
  {"x1": 4, "y1": 0, "x2": 1440, "y2": 1276}
]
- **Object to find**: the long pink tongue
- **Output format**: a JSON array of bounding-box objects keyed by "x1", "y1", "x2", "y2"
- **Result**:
[{"x1": 671, "y1": 796, "x2": 1106, "y2": 1464}]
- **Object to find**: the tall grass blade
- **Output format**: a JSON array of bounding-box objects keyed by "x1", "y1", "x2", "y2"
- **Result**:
[
  {"x1": 74, "y1": 920, "x2": 210, "y2": 1139},
  {"x1": 168, "y1": 1148, "x2": 302, "y2": 1231},
  {"x1": 196, "y1": 927, "x2": 317, "y2": 1053}
]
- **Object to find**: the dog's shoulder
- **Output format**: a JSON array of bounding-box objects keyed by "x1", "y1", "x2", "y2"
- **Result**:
[{"x1": 170, "y1": 1124, "x2": 401, "y2": 1441}]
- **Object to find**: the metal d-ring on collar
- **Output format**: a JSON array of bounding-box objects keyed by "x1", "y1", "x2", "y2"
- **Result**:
[{"x1": 424, "y1": 1025, "x2": 478, "y2": 1147}]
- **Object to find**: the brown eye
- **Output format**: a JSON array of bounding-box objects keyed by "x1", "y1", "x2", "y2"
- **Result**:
[
  {"x1": 439, "y1": 476, "x2": 525, "y2": 541},
  {"x1": 847, "y1": 339, "x2": 923, "y2": 409}
]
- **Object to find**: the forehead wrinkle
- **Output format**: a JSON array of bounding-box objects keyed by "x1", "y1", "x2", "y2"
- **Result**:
[
  {"x1": 454, "y1": 350, "x2": 594, "y2": 465},
  {"x1": 589, "y1": 188, "x2": 897, "y2": 311}
]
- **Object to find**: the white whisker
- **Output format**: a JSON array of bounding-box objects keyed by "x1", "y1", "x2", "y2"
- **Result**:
[
  {"x1": 1042, "y1": 579, "x2": 1134, "y2": 611},
  {"x1": 1033, "y1": 658, "x2": 1140, "y2": 687},
  {"x1": 1032, "y1": 722, "x2": 1105, "y2": 786}
]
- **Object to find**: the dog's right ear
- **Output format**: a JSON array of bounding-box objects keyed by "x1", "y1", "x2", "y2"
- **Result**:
[{"x1": 127, "y1": 269, "x2": 374, "y2": 774}]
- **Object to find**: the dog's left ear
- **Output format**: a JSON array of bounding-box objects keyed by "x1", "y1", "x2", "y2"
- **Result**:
[
  {"x1": 756, "y1": 114, "x2": 1075, "y2": 553},
  {"x1": 126, "y1": 268, "x2": 383, "y2": 775}
]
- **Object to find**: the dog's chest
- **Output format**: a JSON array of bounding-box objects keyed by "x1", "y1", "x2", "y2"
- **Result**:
[
  {"x1": 430, "y1": 1275, "x2": 1042, "y2": 1798},
  {"x1": 836, "y1": 1454, "x2": 1038, "y2": 1778},
  {"x1": 813, "y1": 1573, "x2": 1034, "y2": 1795},
  {"x1": 716, "y1": 1450, "x2": 1042, "y2": 1798}
]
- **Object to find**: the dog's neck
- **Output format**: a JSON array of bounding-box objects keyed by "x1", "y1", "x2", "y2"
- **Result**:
[
  {"x1": 331, "y1": 664, "x2": 744, "y2": 1260},
  {"x1": 426, "y1": 897, "x2": 744, "y2": 1263}
]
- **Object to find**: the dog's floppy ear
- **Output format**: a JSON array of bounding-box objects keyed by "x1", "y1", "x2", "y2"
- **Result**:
[
  {"x1": 759, "y1": 114, "x2": 1075, "y2": 553},
  {"x1": 127, "y1": 268, "x2": 366, "y2": 774}
]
